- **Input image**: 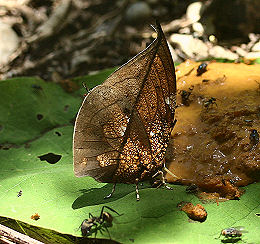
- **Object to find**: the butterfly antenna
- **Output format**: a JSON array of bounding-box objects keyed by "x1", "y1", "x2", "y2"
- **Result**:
[{"x1": 82, "y1": 81, "x2": 89, "y2": 92}]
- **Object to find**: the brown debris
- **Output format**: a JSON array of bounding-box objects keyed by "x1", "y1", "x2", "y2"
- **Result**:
[
  {"x1": 30, "y1": 213, "x2": 40, "y2": 221},
  {"x1": 180, "y1": 202, "x2": 207, "y2": 222},
  {"x1": 197, "y1": 179, "x2": 243, "y2": 200}
]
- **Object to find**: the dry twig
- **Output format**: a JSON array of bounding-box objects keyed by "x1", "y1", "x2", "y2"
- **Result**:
[{"x1": 0, "y1": 223, "x2": 43, "y2": 244}]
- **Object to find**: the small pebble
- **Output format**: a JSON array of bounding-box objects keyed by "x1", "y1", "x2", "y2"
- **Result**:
[{"x1": 125, "y1": 2, "x2": 152, "y2": 24}]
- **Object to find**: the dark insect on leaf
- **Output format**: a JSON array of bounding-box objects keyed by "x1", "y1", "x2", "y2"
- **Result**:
[
  {"x1": 17, "y1": 190, "x2": 22, "y2": 197},
  {"x1": 81, "y1": 206, "x2": 121, "y2": 237},
  {"x1": 219, "y1": 226, "x2": 248, "y2": 239},
  {"x1": 73, "y1": 22, "x2": 177, "y2": 200}
]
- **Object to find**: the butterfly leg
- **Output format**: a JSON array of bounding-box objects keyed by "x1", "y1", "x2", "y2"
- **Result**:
[
  {"x1": 135, "y1": 179, "x2": 140, "y2": 201},
  {"x1": 151, "y1": 171, "x2": 164, "y2": 188},
  {"x1": 153, "y1": 170, "x2": 173, "y2": 190},
  {"x1": 163, "y1": 161, "x2": 178, "y2": 180},
  {"x1": 104, "y1": 183, "x2": 116, "y2": 199}
]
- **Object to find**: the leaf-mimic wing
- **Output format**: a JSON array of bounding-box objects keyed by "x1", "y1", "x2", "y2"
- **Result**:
[{"x1": 73, "y1": 22, "x2": 177, "y2": 183}]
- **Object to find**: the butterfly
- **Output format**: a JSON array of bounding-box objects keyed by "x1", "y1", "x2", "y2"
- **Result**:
[{"x1": 73, "y1": 21, "x2": 177, "y2": 200}]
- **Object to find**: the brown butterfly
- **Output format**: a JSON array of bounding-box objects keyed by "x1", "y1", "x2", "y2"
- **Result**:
[{"x1": 73, "y1": 22, "x2": 177, "y2": 200}]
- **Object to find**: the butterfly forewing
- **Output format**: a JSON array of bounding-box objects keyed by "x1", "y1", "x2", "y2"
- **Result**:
[{"x1": 73, "y1": 22, "x2": 176, "y2": 183}]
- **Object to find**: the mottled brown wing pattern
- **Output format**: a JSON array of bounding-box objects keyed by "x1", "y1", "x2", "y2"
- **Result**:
[{"x1": 73, "y1": 22, "x2": 176, "y2": 184}]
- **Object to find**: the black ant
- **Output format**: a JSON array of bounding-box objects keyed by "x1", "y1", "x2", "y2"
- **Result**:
[{"x1": 81, "y1": 206, "x2": 121, "y2": 238}]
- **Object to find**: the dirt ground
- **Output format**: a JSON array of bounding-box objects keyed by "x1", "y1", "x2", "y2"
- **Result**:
[{"x1": 0, "y1": 0, "x2": 259, "y2": 80}]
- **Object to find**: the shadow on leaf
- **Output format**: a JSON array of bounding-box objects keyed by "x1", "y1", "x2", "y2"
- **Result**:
[
  {"x1": 221, "y1": 238, "x2": 242, "y2": 243},
  {"x1": 72, "y1": 183, "x2": 150, "y2": 209}
]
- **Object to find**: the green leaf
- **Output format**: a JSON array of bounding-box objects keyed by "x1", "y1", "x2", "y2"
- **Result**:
[
  {"x1": 0, "y1": 73, "x2": 259, "y2": 244},
  {"x1": 0, "y1": 77, "x2": 79, "y2": 145},
  {"x1": 0, "y1": 216, "x2": 119, "y2": 243},
  {"x1": 73, "y1": 67, "x2": 117, "y2": 90},
  {"x1": 254, "y1": 58, "x2": 260, "y2": 64}
]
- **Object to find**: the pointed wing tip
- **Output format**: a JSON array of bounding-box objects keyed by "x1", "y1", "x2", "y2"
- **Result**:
[
  {"x1": 155, "y1": 19, "x2": 161, "y2": 28},
  {"x1": 151, "y1": 20, "x2": 162, "y2": 32},
  {"x1": 151, "y1": 20, "x2": 163, "y2": 41}
]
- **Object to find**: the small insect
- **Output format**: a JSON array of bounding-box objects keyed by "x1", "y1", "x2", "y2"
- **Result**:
[
  {"x1": 17, "y1": 190, "x2": 22, "y2": 197},
  {"x1": 256, "y1": 213, "x2": 260, "y2": 216},
  {"x1": 203, "y1": 97, "x2": 217, "y2": 109},
  {"x1": 202, "y1": 79, "x2": 209, "y2": 83},
  {"x1": 249, "y1": 129, "x2": 259, "y2": 145},
  {"x1": 219, "y1": 226, "x2": 247, "y2": 239},
  {"x1": 180, "y1": 85, "x2": 194, "y2": 106},
  {"x1": 31, "y1": 213, "x2": 40, "y2": 221},
  {"x1": 81, "y1": 206, "x2": 121, "y2": 238},
  {"x1": 197, "y1": 63, "x2": 207, "y2": 76},
  {"x1": 186, "y1": 184, "x2": 198, "y2": 194}
]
